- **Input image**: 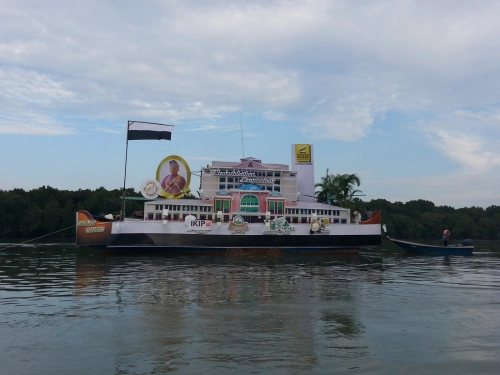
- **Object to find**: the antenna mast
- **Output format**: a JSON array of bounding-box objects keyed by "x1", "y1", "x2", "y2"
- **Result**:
[{"x1": 240, "y1": 111, "x2": 245, "y2": 158}]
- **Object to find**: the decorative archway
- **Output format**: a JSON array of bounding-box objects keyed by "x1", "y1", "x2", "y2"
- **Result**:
[{"x1": 240, "y1": 194, "x2": 259, "y2": 212}]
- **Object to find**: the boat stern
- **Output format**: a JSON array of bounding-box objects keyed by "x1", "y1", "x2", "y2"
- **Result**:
[{"x1": 76, "y1": 210, "x2": 114, "y2": 247}]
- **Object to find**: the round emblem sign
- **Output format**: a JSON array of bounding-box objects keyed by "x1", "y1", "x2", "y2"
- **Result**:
[
  {"x1": 232, "y1": 215, "x2": 245, "y2": 225},
  {"x1": 140, "y1": 179, "x2": 162, "y2": 199}
]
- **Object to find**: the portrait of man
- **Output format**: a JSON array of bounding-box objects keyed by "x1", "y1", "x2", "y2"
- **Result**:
[{"x1": 161, "y1": 159, "x2": 187, "y2": 196}]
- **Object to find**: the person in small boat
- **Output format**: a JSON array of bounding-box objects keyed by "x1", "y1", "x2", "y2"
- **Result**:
[
  {"x1": 442, "y1": 228, "x2": 452, "y2": 246},
  {"x1": 161, "y1": 160, "x2": 186, "y2": 195}
]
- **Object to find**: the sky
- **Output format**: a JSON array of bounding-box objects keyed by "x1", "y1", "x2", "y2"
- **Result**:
[{"x1": 1, "y1": 0, "x2": 500, "y2": 208}]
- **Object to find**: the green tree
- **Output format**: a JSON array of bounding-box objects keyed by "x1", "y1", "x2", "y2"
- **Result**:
[
  {"x1": 315, "y1": 173, "x2": 362, "y2": 207},
  {"x1": 477, "y1": 218, "x2": 497, "y2": 239},
  {"x1": 491, "y1": 214, "x2": 500, "y2": 239},
  {"x1": 486, "y1": 205, "x2": 500, "y2": 217},
  {"x1": 458, "y1": 206, "x2": 485, "y2": 222},
  {"x1": 82, "y1": 187, "x2": 122, "y2": 216},
  {"x1": 19, "y1": 204, "x2": 43, "y2": 237},
  {"x1": 391, "y1": 214, "x2": 424, "y2": 239},
  {"x1": 419, "y1": 211, "x2": 445, "y2": 239},
  {"x1": 450, "y1": 214, "x2": 479, "y2": 239},
  {"x1": 405, "y1": 199, "x2": 436, "y2": 214},
  {"x1": 41, "y1": 199, "x2": 62, "y2": 234},
  {"x1": 0, "y1": 192, "x2": 29, "y2": 237}
]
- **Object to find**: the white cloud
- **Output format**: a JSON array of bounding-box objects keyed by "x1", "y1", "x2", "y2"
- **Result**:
[
  {"x1": 2, "y1": 0, "x2": 500, "y2": 134},
  {"x1": 263, "y1": 111, "x2": 286, "y2": 121},
  {"x1": 421, "y1": 109, "x2": 500, "y2": 173},
  {"x1": 433, "y1": 131, "x2": 500, "y2": 173},
  {"x1": 183, "y1": 124, "x2": 240, "y2": 133},
  {"x1": 0, "y1": 68, "x2": 75, "y2": 105},
  {"x1": 188, "y1": 156, "x2": 219, "y2": 161},
  {"x1": 184, "y1": 124, "x2": 223, "y2": 132},
  {"x1": 0, "y1": 112, "x2": 75, "y2": 135},
  {"x1": 95, "y1": 128, "x2": 122, "y2": 134},
  {"x1": 2, "y1": 0, "x2": 500, "y2": 206}
]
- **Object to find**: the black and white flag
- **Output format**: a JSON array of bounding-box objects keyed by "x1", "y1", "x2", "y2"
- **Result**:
[{"x1": 127, "y1": 121, "x2": 174, "y2": 141}]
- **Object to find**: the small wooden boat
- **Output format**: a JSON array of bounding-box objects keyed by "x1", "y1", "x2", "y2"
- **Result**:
[
  {"x1": 386, "y1": 236, "x2": 474, "y2": 256},
  {"x1": 382, "y1": 225, "x2": 474, "y2": 255}
]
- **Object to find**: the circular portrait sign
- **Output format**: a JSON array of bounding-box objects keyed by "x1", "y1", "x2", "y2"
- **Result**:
[{"x1": 156, "y1": 155, "x2": 191, "y2": 199}]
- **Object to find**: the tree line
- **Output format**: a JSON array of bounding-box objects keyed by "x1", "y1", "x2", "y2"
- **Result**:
[
  {"x1": 0, "y1": 186, "x2": 144, "y2": 240},
  {"x1": 314, "y1": 172, "x2": 500, "y2": 240},
  {"x1": 0, "y1": 185, "x2": 499, "y2": 240},
  {"x1": 355, "y1": 198, "x2": 500, "y2": 240}
]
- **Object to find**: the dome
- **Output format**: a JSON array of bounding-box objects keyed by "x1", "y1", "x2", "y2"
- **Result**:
[{"x1": 237, "y1": 183, "x2": 263, "y2": 191}]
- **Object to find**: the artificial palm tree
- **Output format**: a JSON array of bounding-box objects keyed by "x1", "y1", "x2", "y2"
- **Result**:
[{"x1": 315, "y1": 173, "x2": 362, "y2": 207}]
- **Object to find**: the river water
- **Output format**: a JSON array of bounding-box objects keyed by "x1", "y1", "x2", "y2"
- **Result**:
[{"x1": 1, "y1": 239, "x2": 499, "y2": 375}]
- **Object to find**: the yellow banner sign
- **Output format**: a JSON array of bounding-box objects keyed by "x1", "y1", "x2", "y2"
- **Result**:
[{"x1": 295, "y1": 144, "x2": 311, "y2": 162}]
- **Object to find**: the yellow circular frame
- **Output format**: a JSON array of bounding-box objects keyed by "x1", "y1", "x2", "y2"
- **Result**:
[{"x1": 156, "y1": 155, "x2": 191, "y2": 199}]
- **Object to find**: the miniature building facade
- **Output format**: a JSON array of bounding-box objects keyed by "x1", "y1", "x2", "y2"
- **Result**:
[{"x1": 143, "y1": 146, "x2": 351, "y2": 224}]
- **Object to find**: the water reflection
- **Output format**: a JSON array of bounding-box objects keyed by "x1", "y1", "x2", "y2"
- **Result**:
[
  {"x1": 1, "y1": 242, "x2": 499, "y2": 374},
  {"x1": 74, "y1": 257, "x2": 111, "y2": 295}
]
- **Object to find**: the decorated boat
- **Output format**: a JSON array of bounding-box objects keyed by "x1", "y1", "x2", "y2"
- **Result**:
[{"x1": 76, "y1": 121, "x2": 382, "y2": 254}]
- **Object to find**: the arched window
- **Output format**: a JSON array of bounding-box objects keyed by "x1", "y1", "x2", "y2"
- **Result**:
[{"x1": 240, "y1": 194, "x2": 259, "y2": 212}]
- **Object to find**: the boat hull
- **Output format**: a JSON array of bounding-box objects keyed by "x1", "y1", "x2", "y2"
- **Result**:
[
  {"x1": 77, "y1": 211, "x2": 381, "y2": 254},
  {"x1": 101, "y1": 246, "x2": 362, "y2": 256},
  {"x1": 387, "y1": 236, "x2": 474, "y2": 256}
]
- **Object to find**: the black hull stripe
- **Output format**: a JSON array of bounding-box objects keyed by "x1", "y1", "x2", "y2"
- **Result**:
[{"x1": 110, "y1": 233, "x2": 381, "y2": 248}]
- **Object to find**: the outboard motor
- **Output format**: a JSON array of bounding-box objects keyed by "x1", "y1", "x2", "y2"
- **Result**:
[{"x1": 462, "y1": 239, "x2": 474, "y2": 246}]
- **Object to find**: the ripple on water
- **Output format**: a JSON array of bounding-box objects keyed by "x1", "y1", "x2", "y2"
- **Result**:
[{"x1": 0, "y1": 244, "x2": 500, "y2": 374}]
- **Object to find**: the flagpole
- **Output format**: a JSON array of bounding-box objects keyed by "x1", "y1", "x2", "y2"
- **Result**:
[
  {"x1": 120, "y1": 120, "x2": 173, "y2": 218},
  {"x1": 122, "y1": 121, "x2": 131, "y2": 219}
]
